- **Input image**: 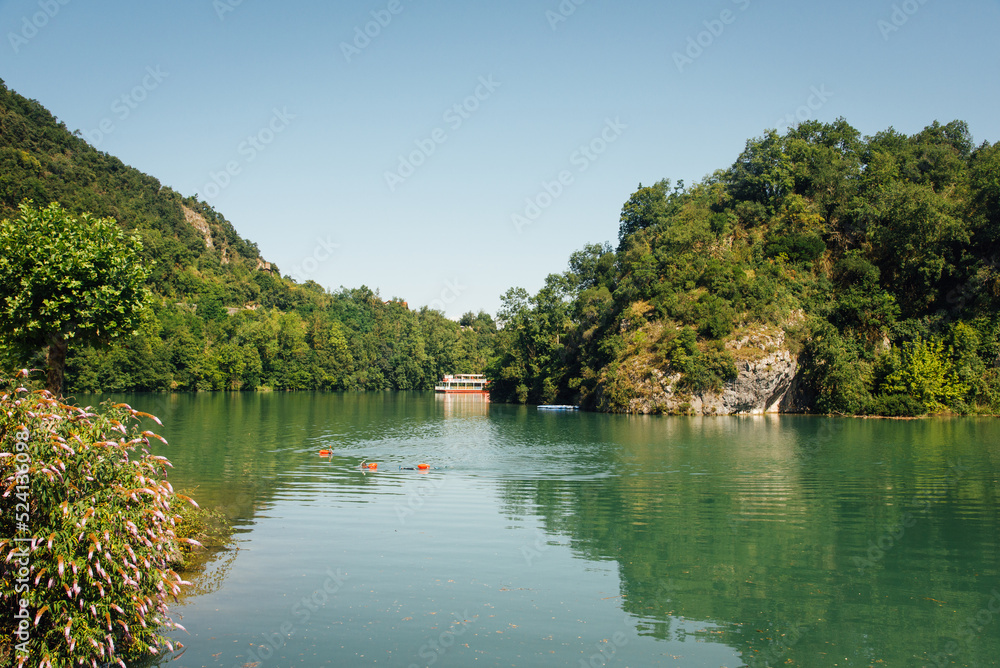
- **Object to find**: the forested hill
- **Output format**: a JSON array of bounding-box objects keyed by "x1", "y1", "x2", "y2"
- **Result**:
[
  {"x1": 0, "y1": 82, "x2": 262, "y2": 276},
  {"x1": 4, "y1": 76, "x2": 998, "y2": 414},
  {"x1": 490, "y1": 119, "x2": 1000, "y2": 416},
  {"x1": 0, "y1": 79, "x2": 495, "y2": 391}
]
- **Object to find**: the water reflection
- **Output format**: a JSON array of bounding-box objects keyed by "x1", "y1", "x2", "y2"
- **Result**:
[
  {"x1": 436, "y1": 391, "x2": 490, "y2": 418},
  {"x1": 498, "y1": 414, "x2": 1000, "y2": 666},
  {"x1": 82, "y1": 393, "x2": 1000, "y2": 667}
]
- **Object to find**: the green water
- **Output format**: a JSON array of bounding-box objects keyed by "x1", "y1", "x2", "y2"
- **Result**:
[{"x1": 96, "y1": 392, "x2": 1000, "y2": 667}]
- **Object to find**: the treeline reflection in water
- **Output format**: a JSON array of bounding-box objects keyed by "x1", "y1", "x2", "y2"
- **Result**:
[{"x1": 81, "y1": 392, "x2": 998, "y2": 667}]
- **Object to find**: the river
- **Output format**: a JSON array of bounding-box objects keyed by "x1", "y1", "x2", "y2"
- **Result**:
[{"x1": 92, "y1": 391, "x2": 1000, "y2": 667}]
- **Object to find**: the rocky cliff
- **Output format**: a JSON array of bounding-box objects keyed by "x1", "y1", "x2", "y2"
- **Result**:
[{"x1": 599, "y1": 322, "x2": 810, "y2": 415}]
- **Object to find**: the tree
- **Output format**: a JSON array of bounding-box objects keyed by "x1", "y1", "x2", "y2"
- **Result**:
[
  {"x1": 727, "y1": 130, "x2": 794, "y2": 212},
  {"x1": 883, "y1": 338, "x2": 967, "y2": 412},
  {"x1": 488, "y1": 284, "x2": 570, "y2": 404},
  {"x1": 567, "y1": 242, "x2": 616, "y2": 293},
  {"x1": 617, "y1": 179, "x2": 673, "y2": 250},
  {"x1": 969, "y1": 141, "x2": 1000, "y2": 257},
  {"x1": 0, "y1": 202, "x2": 151, "y2": 394}
]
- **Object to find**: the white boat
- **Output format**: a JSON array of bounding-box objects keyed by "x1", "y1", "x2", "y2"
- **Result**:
[
  {"x1": 434, "y1": 373, "x2": 489, "y2": 394},
  {"x1": 537, "y1": 405, "x2": 579, "y2": 411}
]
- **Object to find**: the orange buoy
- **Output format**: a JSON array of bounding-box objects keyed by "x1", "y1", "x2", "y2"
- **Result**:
[
  {"x1": 366, "y1": 462, "x2": 378, "y2": 470},
  {"x1": 319, "y1": 449, "x2": 332, "y2": 456},
  {"x1": 417, "y1": 463, "x2": 430, "y2": 470}
]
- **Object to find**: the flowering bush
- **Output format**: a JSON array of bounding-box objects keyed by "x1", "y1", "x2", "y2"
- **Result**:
[{"x1": 1, "y1": 371, "x2": 195, "y2": 667}]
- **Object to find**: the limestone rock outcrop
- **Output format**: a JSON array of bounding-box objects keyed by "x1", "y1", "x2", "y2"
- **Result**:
[{"x1": 599, "y1": 323, "x2": 809, "y2": 415}]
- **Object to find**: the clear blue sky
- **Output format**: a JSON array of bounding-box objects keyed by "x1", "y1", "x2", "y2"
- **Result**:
[{"x1": 2, "y1": 0, "x2": 998, "y2": 318}]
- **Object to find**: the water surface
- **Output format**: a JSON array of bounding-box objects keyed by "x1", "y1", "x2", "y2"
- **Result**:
[{"x1": 91, "y1": 392, "x2": 1000, "y2": 667}]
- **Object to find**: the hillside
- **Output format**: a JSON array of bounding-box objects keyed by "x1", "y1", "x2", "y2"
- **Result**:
[
  {"x1": 0, "y1": 79, "x2": 495, "y2": 391},
  {"x1": 489, "y1": 119, "x2": 1000, "y2": 416},
  {"x1": 4, "y1": 78, "x2": 997, "y2": 414}
]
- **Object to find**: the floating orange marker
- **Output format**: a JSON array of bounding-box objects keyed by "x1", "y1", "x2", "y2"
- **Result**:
[
  {"x1": 365, "y1": 462, "x2": 378, "y2": 470},
  {"x1": 417, "y1": 463, "x2": 430, "y2": 470},
  {"x1": 318, "y1": 450, "x2": 332, "y2": 456}
]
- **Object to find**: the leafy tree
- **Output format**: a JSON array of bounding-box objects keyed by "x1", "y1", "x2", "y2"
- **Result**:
[
  {"x1": 488, "y1": 284, "x2": 570, "y2": 404},
  {"x1": 800, "y1": 321, "x2": 873, "y2": 415},
  {"x1": 0, "y1": 202, "x2": 151, "y2": 394},
  {"x1": 967, "y1": 141, "x2": 1000, "y2": 308},
  {"x1": 566, "y1": 242, "x2": 616, "y2": 293},
  {"x1": 825, "y1": 250, "x2": 899, "y2": 345},
  {"x1": 617, "y1": 179, "x2": 674, "y2": 250},
  {"x1": 779, "y1": 118, "x2": 863, "y2": 232},
  {"x1": 883, "y1": 338, "x2": 967, "y2": 412},
  {"x1": 727, "y1": 130, "x2": 794, "y2": 213},
  {"x1": 860, "y1": 180, "x2": 967, "y2": 315}
]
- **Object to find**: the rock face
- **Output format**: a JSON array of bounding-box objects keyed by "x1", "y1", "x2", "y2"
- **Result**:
[
  {"x1": 182, "y1": 205, "x2": 214, "y2": 249},
  {"x1": 700, "y1": 347, "x2": 801, "y2": 415},
  {"x1": 605, "y1": 325, "x2": 809, "y2": 415}
]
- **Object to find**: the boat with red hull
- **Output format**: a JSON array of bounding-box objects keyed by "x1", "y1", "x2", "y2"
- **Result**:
[{"x1": 434, "y1": 373, "x2": 489, "y2": 394}]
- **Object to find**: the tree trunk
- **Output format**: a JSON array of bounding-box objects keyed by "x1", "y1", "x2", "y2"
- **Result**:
[{"x1": 46, "y1": 333, "x2": 68, "y2": 396}]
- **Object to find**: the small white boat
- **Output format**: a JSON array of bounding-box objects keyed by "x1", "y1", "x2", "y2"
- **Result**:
[
  {"x1": 537, "y1": 405, "x2": 579, "y2": 411},
  {"x1": 435, "y1": 373, "x2": 489, "y2": 394}
]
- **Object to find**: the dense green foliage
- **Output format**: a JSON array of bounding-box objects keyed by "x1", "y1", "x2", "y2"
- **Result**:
[
  {"x1": 490, "y1": 119, "x2": 1000, "y2": 415},
  {"x1": 0, "y1": 202, "x2": 151, "y2": 394},
  {"x1": 0, "y1": 80, "x2": 494, "y2": 393},
  {"x1": 65, "y1": 290, "x2": 495, "y2": 393},
  {"x1": 3, "y1": 78, "x2": 997, "y2": 414},
  {"x1": 0, "y1": 373, "x2": 193, "y2": 666}
]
